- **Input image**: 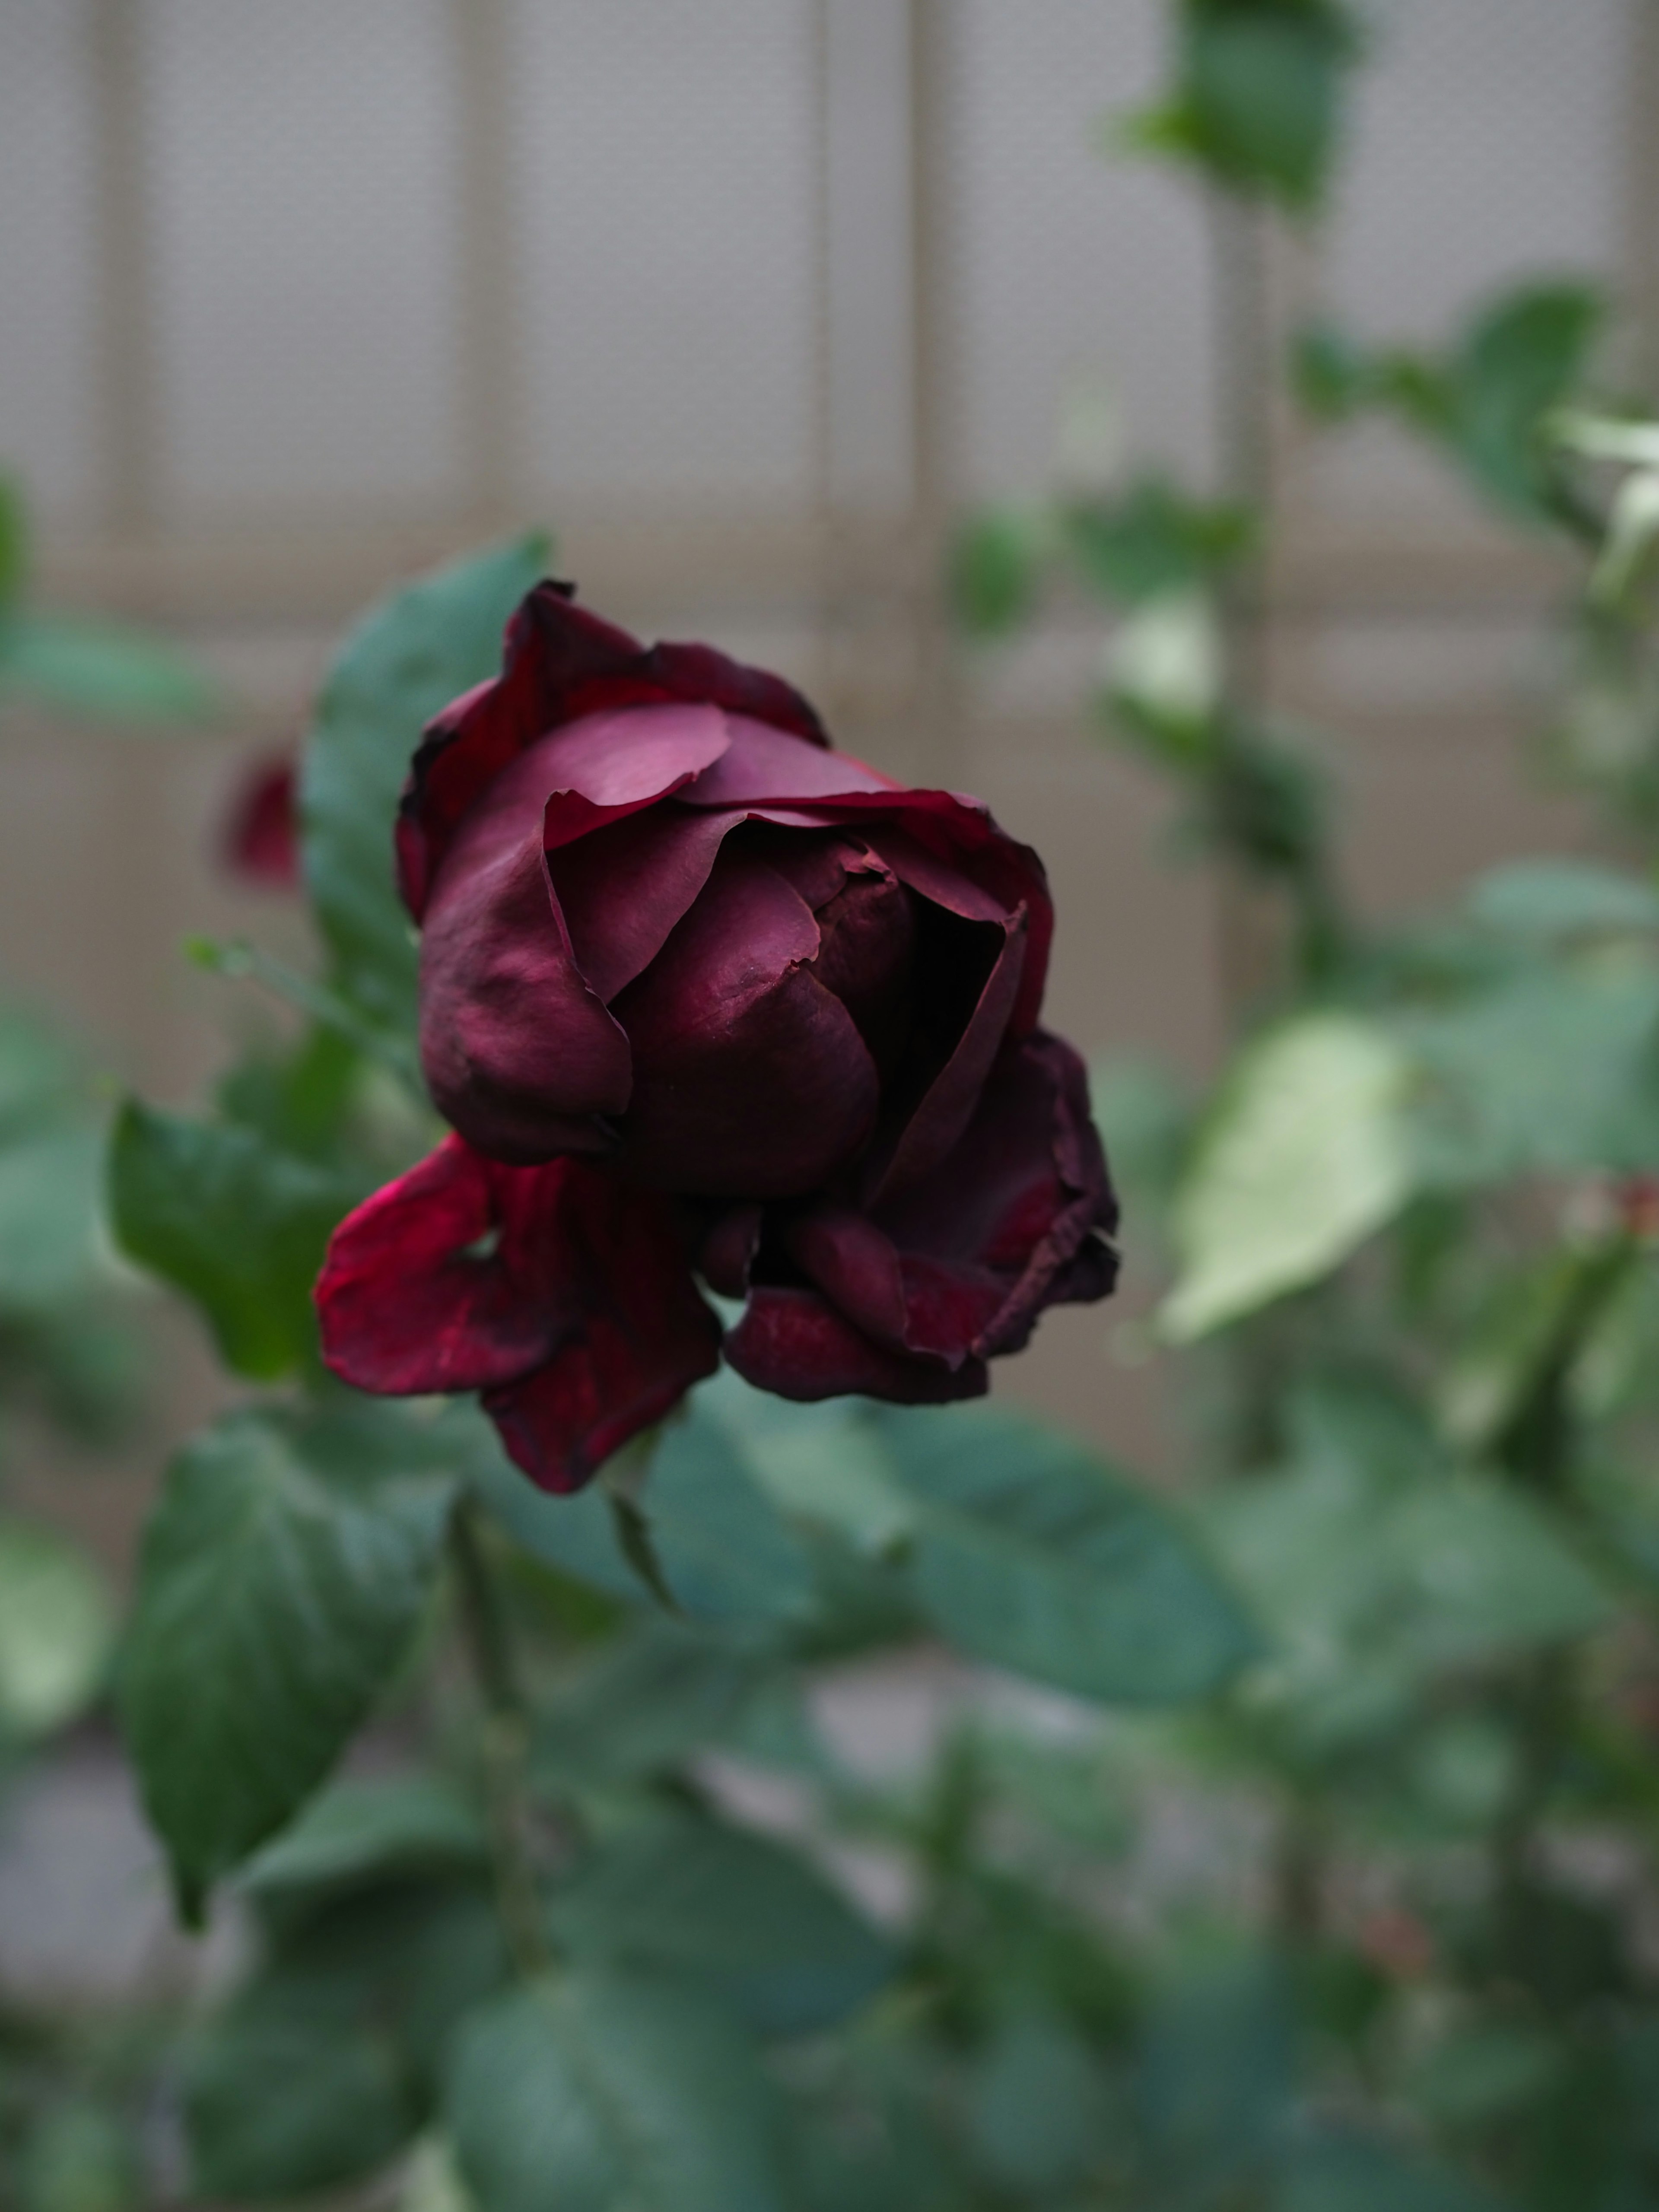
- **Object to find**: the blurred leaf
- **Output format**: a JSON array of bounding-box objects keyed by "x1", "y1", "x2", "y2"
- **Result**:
[
  {"x1": 1593, "y1": 466, "x2": 1659, "y2": 606},
  {"x1": 17, "y1": 2101, "x2": 137, "y2": 2212},
  {"x1": 534, "y1": 1618, "x2": 775, "y2": 1787},
  {"x1": 0, "y1": 475, "x2": 27, "y2": 607},
  {"x1": 1138, "y1": 1949, "x2": 1296, "y2": 2195},
  {"x1": 701, "y1": 1371, "x2": 915, "y2": 1556},
  {"x1": 1163, "y1": 1014, "x2": 1416, "y2": 1340},
  {"x1": 1452, "y1": 281, "x2": 1604, "y2": 520},
  {"x1": 445, "y1": 1969, "x2": 786, "y2": 2212},
  {"x1": 548, "y1": 1810, "x2": 894, "y2": 2036},
  {"x1": 967, "y1": 2006, "x2": 1114, "y2": 2195},
  {"x1": 185, "y1": 1968, "x2": 419, "y2": 2202},
  {"x1": 1405, "y1": 2022, "x2": 1562, "y2": 2129},
  {"x1": 0, "y1": 1123, "x2": 102, "y2": 1313},
  {"x1": 10, "y1": 615, "x2": 209, "y2": 728},
  {"x1": 402, "y1": 2137, "x2": 480, "y2": 2212},
  {"x1": 108, "y1": 1099, "x2": 361, "y2": 1378},
  {"x1": 1121, "y1": 0, "x2": 1361, "y2": 211},
  {"x1": 0, "y1": 610, "x2": 216, "y2": 722},
  {"x1": 0, "y1": 1517, "x2": 114, "y2": 1738},
  {"x1": 302, "y1": 533, "x2": 549, "y2": 1037},
  {"x1": 878, "y1": 1402, "x2": 1258, "y2": 1704},
  {"x1": 1465, "y1": 858, "x2": 1659, "y2": 944},
  {"x1": 121, "y1": 1401, "x2": 458, "y2": 1918},
  {"x1": 1292, "y1": 321, "x2": 1377, "y2": 422},
  {"x1": 1065, "y1": 477, "x2": 1254, "y2": 606},
  {"x1": 1402, "y1": 955, "x2": 1659, "y2": 1184},
  {"x1": 468, "y1": 1398, "x2": 814, "y2": 1627},
  {"x1": 241, "y1": 1773, "x2": 487, "y2": 1922},
  {"x1": 1278, "y1": 2129, "x2": 1505, "y2": 2211},
  {"x1": 185, "y1": 1875, "x2": 504, "y2": 2201},
  {"x1": 950, "y1": 507, "x2": 1048, "y2": 637}
]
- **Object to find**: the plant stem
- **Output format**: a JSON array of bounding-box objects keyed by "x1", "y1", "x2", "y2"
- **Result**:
[{"x1": 448, "y1": 1497, "x2": 552, "y2": 1979}]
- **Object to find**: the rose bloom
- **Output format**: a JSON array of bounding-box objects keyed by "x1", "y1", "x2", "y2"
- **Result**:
[{"x1": 316, "y1": 585, "x2": 1117, "y2": 1491}]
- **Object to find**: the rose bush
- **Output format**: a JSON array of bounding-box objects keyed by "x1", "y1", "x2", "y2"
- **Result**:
[{"x1": 316, "y1": 584, "x2": 1117, "y2": 1490}]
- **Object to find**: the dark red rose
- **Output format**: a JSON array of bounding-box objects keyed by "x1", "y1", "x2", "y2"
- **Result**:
[
  {"x1": 316, "y1": 584, "x2": 1117, "y2": 1491},
  {"x1": 222, "y1": 751, "x2": 299, "y2": 889}
]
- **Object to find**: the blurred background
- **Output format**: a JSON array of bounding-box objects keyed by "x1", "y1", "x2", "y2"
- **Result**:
[{"x1": 0, "y1": 0, "x2": 1628, "y2": 1468}]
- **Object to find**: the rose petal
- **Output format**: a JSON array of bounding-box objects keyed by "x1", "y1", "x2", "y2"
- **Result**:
[
  {"x1": 317, "y1": 1135, "x2": 575, "y2": 1394},
  {"x1": 865, "y1": 905, "x2": 1027, "y2": 1202},
  {"x1": 481, "y1": 1173, "x2": 721, "y2": 1493},
  {"x1": 612, "y1": 847, "x2": 880, "y2": 1196},
  {"x1": 547, "y1": 802, "x2": 742, "y2": 1004},
  {"x1": 723, "y1": 1284, "x2": 988, "y2": 1406},
  {"x1": 399, "y1": 586, "x2": 825, "y2": 916},
  {"x1": 680, "y1": 716, "x2": 897, "y2": 807},
  {"x1": 781, "y1": 1032, "x2": 1118, "y2": 1373},
  {"x1": 874, "y1": 1030, "x2": 1119, "y2": 1358},
  {"x1": 421, "y1": 822, "x2": 631, "y2": 1162},
  {"x1": 318, "y1": 1134, "x2": 720, "y2": 1493}
]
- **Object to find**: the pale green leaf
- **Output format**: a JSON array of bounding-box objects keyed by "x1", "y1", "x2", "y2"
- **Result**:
[{"x1": 1163, "y1": 1013, "x2": 1415, "y2": 1340}]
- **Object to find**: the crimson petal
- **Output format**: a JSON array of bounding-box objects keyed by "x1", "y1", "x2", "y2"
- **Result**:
[
  {"x1": 398, "y1": 586, "x2": 826, "y2": 917},
  {"x1": 723, "y1": 1285, "x2": 988, "y2": 1406},
  {"x1": 317, "y1": 1135, "x2": 720, "y2": 1492}
]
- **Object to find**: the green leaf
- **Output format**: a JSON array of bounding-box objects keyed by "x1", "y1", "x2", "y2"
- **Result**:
[
  {"x1": 1163, "y1": 1014, "x2": 1417, "y2": 1340},
  {"x1": 547, "y1": 1811, "x2": 894, "y2": 2035},
  {"x1": 1123, "y1": 0, "x2": 1361, "y2": 211},
  {"x1": 108, "y1": 1099, "x2": 360, "y2": 1378},
  {"x1": 879, "y1": 1403, "x2": 1258, "y2": 1704},
  {"x1": 240, "y1": 1774, "x2": 487, "y2": 1921},
  {"x1": 1403, "y1": 956, "x2": 1659, "y2": 1184},
  {"x1": 120, "y1": 1402, "x2": 458, "y2": 1917},
  {"x1": 302, "y1": 534, "x2": 549, "y2": 1035},
  {"x1": 1277, "y1": 2129, "x2": 1504, "y2": 2212},
  {"x1": 534, "y1": 1620, "x2": 775, "y2": 1786},
  {"x1": 1452, "y1": 282, "x2": 1604, "y2": 520},
  {"x1": 1063, "y1": 477, "x2": 1253, "y2": 606},
  {"x1": 445, "y1": 1970, "x2": 787, "y2": 2212},
  {"x1": 949, "y1": 507, "x2": 1048, "y2": 637},
  {"x1": 186, "y1": 1876, "x2": 505, "y2": 2201},
  {"x1": 0, "y1": 1122, "x2": 102, "y2": 1314},
  {"x1": 0, "y1": 1517, "x2": 114, "y2": 1738},
  {"x1": 0, "y1": 611, "x2": 216, "y2": 722},
  {"x1": 468, "y1": 1401, "x2": 814, "y2": 1626},
  {"x1": 184, "y1": 1966, "x2": 420, "y2": 2201},
  {"x1": 968, "y1": 2008, "x2": 1112, "y2": 2196},
  {"x1": 698, "y1": 1370, "x2": 915, "y2": 1556},
  {"x1": 1138, "y1": 1949, "x2": 1296, "y2": 2191},
  {"x1": 1465, "y1": 859, "x2": 1659, "y2": 944},
  {"x1": 0, "y1": 476, "x2": 27, "y2": 607}
]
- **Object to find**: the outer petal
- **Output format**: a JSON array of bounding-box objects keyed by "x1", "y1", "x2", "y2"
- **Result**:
[
  {"x1": 723, "y1": 1285, "x2": 988, "y2": 1406},
  {"x1": 481, "y1": 1175, "x2": 723, "y2": 1493},
  {"x1": 317, "y1": 1135, "x2": 577, "y2": 1394},
  {"x1": 317, "y1": 1135, "x2": 720, "y2": 1492},
  {"x1": 398, "y1": 585, "x2": 826, "y2": 917},
  {"x1": 781, "y1": 1030, "x2": 1119, "y2": 1373}
]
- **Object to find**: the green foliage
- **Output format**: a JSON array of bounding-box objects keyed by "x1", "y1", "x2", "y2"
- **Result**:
[
  {"x1": 119, "y1": 1403, "x2": 458, "y2": 1918},
  {"x1": 547, "y1": 1809, "x2": 894, "y2": 2034},
  {"x1": 445, "y1": 1970, "x2": 786, "y2": 2212},
  {"x1": 301, "y1": 533, "x2": 549, "y2": 1036},
  {"x1": 108, "y1": 1099, "x2": 361, "y2": 1379},
  {"x1": 0, "y1": 1517, "x2": 114, "y2": 1740},
  {"x1": 1122, "y1": 0, "x2": 1363, "y2": 211},
  {"x1": 876, "y1": 1400, "x2": 1259, "y2": 1701},
  {"x1": 1294, "y1": 280, "x2": 1607, "y2": 526}
]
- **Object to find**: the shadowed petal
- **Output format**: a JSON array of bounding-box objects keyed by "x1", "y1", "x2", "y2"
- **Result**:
[
  {"x1": 723, "y1": 1284, "x2": 988, "y2": 1406},
  {"x1": 547, "y1": 802, "x2": 743, "y2": 1004},
  {"x1": 612, "y1": 848, "x2": 880, "y2": 1196}
]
